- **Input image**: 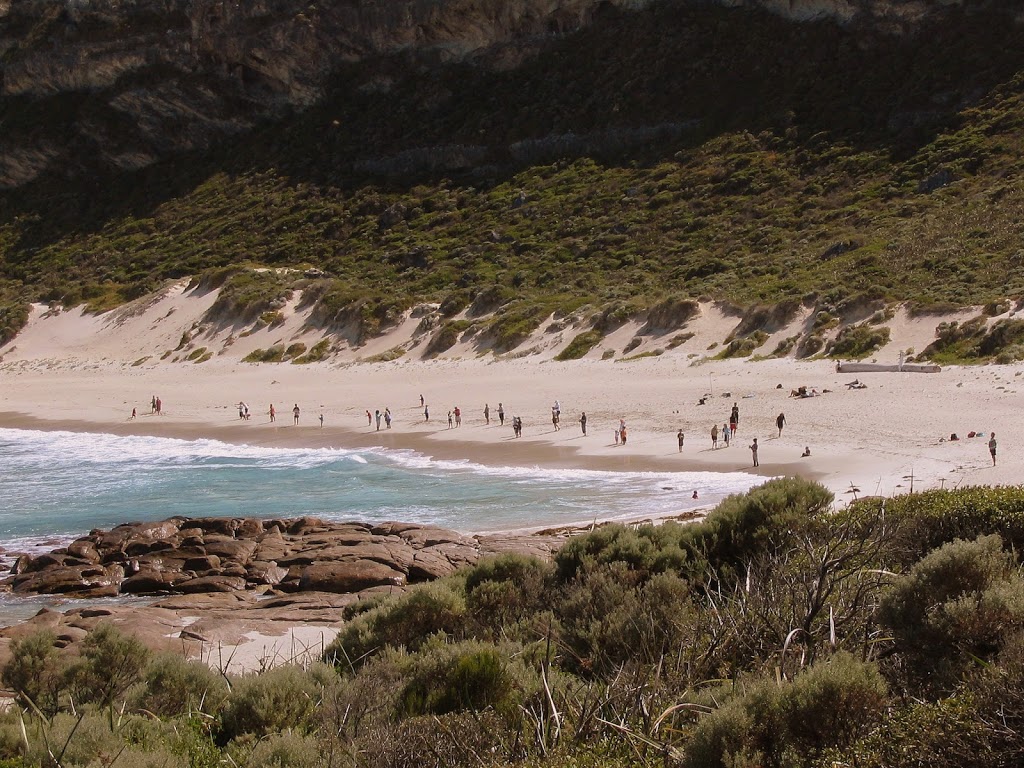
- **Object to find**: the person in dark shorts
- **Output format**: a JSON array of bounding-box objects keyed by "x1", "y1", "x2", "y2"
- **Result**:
[
  {"x1": 989, "y1": 433, "x2": 997, "y2": 466},
  {"x1": 677, "y1": 429, "x2": 685, "y2": 452}
]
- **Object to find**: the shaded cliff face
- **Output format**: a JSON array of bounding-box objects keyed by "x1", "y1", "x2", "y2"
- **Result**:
[{"x1": 0, "y1": 0, "x2": 992, "y2": 187}]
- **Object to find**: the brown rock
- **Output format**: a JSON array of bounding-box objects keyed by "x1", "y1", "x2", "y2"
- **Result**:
[
  {"x1": 246, "y1": 562, "x2": 289, "y2": 585},
  {"x1": 183, "y1": 555, "x2": 221, "y2": 572},
  {"x1": 11, "y1": 565, "x2": 119, "y2": 595},
  {"x1": 67, "y1": 540, "x2": 100, "y2": 562},
  {"x1": 298, "y1": 560, "x2": 406, "y2": 593},
  {"x1": 120, "y1": 569, "x2": 182, "y2": 594},
  {"x1": 204, "y1": 539, "x2": 258, "y2": 562},
  {"x1": 178, "y1": 575, "x2": 247, "y2": 594}
]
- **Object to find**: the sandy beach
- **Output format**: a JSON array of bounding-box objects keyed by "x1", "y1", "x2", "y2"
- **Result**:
[{"x1": 0, "y1": 283, "x2": 1016, "y2": 505}]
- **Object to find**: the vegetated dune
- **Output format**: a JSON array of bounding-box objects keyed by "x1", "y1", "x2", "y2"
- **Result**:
[{"x1": 0, "y1": 278, "x2": 1008, "y2": 367}]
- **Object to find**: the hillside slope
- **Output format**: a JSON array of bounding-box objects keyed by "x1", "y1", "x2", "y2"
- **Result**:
[{"x1": 2, "y1": 0, "x2": 1024, "y2": 359}]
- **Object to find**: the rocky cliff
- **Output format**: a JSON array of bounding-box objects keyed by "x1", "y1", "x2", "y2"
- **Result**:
[{"x1": 0, "y1": 0, "x2": 1006, "y2": 187}]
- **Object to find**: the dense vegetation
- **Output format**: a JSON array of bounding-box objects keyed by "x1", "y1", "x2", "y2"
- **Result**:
[
  {"x1": 2, "y1": 4, "x2": 1024, "y2": 351},
  {"x1": 6, "y1": 480, "x2": 1024, "y2": 766}
]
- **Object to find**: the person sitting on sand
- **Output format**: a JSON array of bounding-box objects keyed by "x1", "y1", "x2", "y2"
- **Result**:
[{"x1": 802, "y1": 446, "x2": 811, "y2": 457}]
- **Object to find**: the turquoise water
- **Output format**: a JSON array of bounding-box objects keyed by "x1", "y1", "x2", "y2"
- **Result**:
[{"x1": 0, "y1": 427, "x2": 765, "y2": 548}]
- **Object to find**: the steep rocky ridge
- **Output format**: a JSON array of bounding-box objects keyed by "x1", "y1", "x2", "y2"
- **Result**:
[{"x1": 0, "y1": 0, "x2": 1011, "y2": 185}]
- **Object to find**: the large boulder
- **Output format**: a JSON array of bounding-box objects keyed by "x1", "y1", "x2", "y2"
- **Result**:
[{"x1": 298, "y1": 561, "x2": 406, "y2": 593}]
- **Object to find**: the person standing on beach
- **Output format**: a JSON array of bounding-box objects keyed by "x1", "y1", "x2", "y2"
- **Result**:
[
  {"x1": 620, "y1": 425, "x2": 627, "y2": 445},
  {"x1": 319, "y1": 413, "x2": 324, "y2": 428},
  {"x1": 130, "y1": 407, "x2": 136, "y2": 420},
  {"x1": 750, "y1": 438, "x2": 759, "y2": 467},
  {"x1": 552, "y1": 408, "x2": 560, "y2": 431},
  {"x1": 677, "y1": 429, "x2": 685, "y2": 451},
  {"x1": 614, "y1": 427, "x2": 620, "y2": 445},
  {"x1": 484, "y1": 404, "x2": 490, "y2": 425},
  {"x1": 151, "y1": 395, "x2": 157, "y2": 414},
  {"x1": 731, "y1": 403, "x2": 739, "y2": 428},
  {"x1": 454, "y1": 406, "x2": 462, "y2": 427},
  {"x1": 711, "y1": 424, "x2": 719, "y2": 449},
  {"x1": 292, "y1": 404, "x2": 300, "y2": 425},
  {"x1": 722, "y1": 423, "x2": 730, "y2": 447},
  {"x1": 424, "y1": 404, "x2": 430, "y2": 422},
  {"x1": 269, "y1": 404, "x2": 276, "y2": 423},
  {"x1": 498, "y1": 403, "x2": 505, "y2": 425},
  {"x1": 420, "y1": 394, "x2": 424, "y2": 408},
  {"x1": 776, "y1": 412, "x2": 786, "y2": 437},
  {"x1": 989, "y1": 433, "x2": 998, "y2": 465},
  {"x1": 385, "y1": 408, "x2": 392, "y2": 429},
  {"x1": 375, "y1": 410, "x2": 382, "y2": 430},
  {"x1": 156, "y1": 397, "x2": 162, "y2": 415},
  {"x1": 366, "y1": 410, "x2": 372, "y2": 426},
  {"x1": 580, "y1": 412, "x2": 587, "y2": 436}
]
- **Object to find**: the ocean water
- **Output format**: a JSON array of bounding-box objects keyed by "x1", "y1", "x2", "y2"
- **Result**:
[{"x1": 0, "y1": 427, "x2": 765, "y2": 619}]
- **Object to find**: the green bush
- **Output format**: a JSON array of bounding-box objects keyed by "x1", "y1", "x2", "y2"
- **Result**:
[
  {"x1": 683, "y1": 654, "x2": 887, "y2": 768},
  {"x1": 219, "y1": 664, "x2": 329, "y2": 741},
  {"x1": 827, "y1": 323, "x2": 891, "y2": 358},
  {"x1": 136, "y1": 652, "x2": 229, "y2": 718},
  {"x1": 2, "y1": 630, "x2": 64, "y2": 716},
  {"x1": 326, "y1": 581, "x2": 468, "y2": 668},
  {"x1": 555, "y1": 329, "x2": 604, "y2": 360},
  {"x1": 398, "y1": 643, "x2": 517, "y2": 717},
  {"x1": 716, "y1": 330, "x2": 769, "y2": 358},
  {"x1": 464, "y1": 554, "x2": 552, "y2": 635},
  {"x1": 64, "y1": 623, "x2": 151, "y2": 708},
  {"x1": 879, "y1": 534, "x2": 1024, "y2": 689}
]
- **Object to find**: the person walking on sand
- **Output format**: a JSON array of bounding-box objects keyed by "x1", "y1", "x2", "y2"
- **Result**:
[
  {"x1": 731, "y1": 402, "x2": 739, "y2": 428},
  {"x1": 375, "y1": 410, "x2": 382, "y2": 430},
  {"x1": 238, "y1": 401, "x2": 246, "y2": 420},
  {"x1": 366, "y1": 410, "x2": 372, "y2": 426},
  {"x1": 151, "y1": 395, "x2": 157, "y2": 414},
  {"x1": 484, "y1": 403, "x2": 490, "y2": 425},
  {"x1": 989, "y1": 432, "x2": 998, "y2": 465},
  {"x1": 614, "y1": 427, "x2": 620, "y2": 445},
  {"x1": 385, "y1": 408, "x2": 392, "y2": 429},
  {"x1": 292, "y1": 404, "x2": 300, "y2": 425},
  {"x1": 580, "y1": 412, "x2": 587, "y2": 436},
  {"x1": 155, "y1": 396, "x2": 162, "y2": 415},
  {"x1": 319, "y1": 412, "x2": 324, "y2": 428},
  {"x1": 677, "y1": 429, "x2": 685, "y2": 452},
  {"x1": 269, "y1": 403, "x2": 276, "y2": 423},
  {"x1": 722, "y1": 423, "x2": 730, "y2": 447},
  {"x1": 498, "y1": 403, "x2": 505, "y2": 426},
  {"x1": 424, "y1": 404, "x2": 430, "y2": 422},
  {"x1": 776, "y1": 412, "x2": 786, "y2": 437},
  {"x1": 130, "y1": 407, "x2": 136, "y2": 420},
  {"x1": 750, "y1": 438, "x2": 759, "y2": 467},
  {"x1": 620, "y1": 425, "x2": 627, "y2": 445},
  {"x1": 552, "y1": 408, "x2": 560, "y2": 431},
  {"x1": 420, "y1": 394, "x2": 424, "y2": 408},
  {"x1": 711, "y1": 424, "x2": 719, "y2": 449}
]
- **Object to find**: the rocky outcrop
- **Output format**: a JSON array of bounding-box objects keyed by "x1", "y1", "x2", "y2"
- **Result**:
[
  {"x1": 2, "y1": 516, "x2": 567, "y2": 598},
  {"x1": 0, "y1": 0, "x2": 998, "y2": 187}
]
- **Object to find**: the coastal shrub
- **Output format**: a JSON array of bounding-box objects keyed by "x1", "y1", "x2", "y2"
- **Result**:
[
  {"x1": 136, "y1": 652, "x2": 229, "y2": 718},
  {"x1": 242, "y1": 345, "x2": 286, "y2": 363},
  {"x1": 919, "y1": 316, "x2": 1024, "y2": 362},
  {"x1": 219, "y1": 663, "x2": 328, "y2": 741},
  {"x1": 854, "y1": 486, "x2": 1024, "y2": 566},
  {"x1": 64, "y1": 623, "x2": 151, "y2": 708},
  {"x1": 206, "y1": 269, "x2": 294, "y2": 324},
  {"x1": 716, "y1": 330, "x2": 769, "y2": 358},
  {"x1": 689, "y1": 477, "x2": 833, "y2": 580},
  {"x1": 293, "y1": 338, "x2": 331, "y2": 363},
  {"x1": 0, "y1": 301, "x2": 30, "y2": 346},
  {"x1": 2, "y1": 629, "x2": 64, "y2": 716},
  {"x1": 326, "y1": 581, "x2": 468, "y2": 668},
  {"x1": 553, "y1": 521, "x2": 696, "y2": 584},
  {"x1": 425, "y1": 320, "x2": 468, "y2": 356},
  {"x1": 284, "y1": 342, "x2": 307, "y2": 359},
  {"x1": 827, "y1": 323, "x2": 890, "y2": 358},
  {"x1": 796, "y1": 332, "x2": 824, "y2": 357},
  {"x1": 465, "y1": 554, "x2": 552, "y2": 635},
  {"x1": 879, "y1": 534, "x2": 1024, "y2": 689},
  {"x1": 555, "y1": 329, "x2": 604, "y2": 360},
  {"x1": 230, "y1": 731, "x2": 320, "y2": 768},
  {"x1": 486, "y1": 302, "x2": 552, "y2": 352},
  {"x1": 398, "y1": 643, "x2": 519, "y2": 717},
  {"x1": 683, "y1": 654, "x2": 887, "y2": 768}
]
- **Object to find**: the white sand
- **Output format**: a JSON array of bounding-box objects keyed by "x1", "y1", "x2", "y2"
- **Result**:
[{"x1": 0, "y1": 287, "x2": 1020, "y2": 504}]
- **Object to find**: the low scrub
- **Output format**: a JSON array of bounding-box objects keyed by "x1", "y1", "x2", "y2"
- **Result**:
[{"x1": 827, "y1": 323, "x2": 891, "y2": 358}]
